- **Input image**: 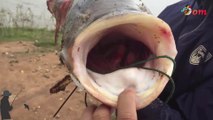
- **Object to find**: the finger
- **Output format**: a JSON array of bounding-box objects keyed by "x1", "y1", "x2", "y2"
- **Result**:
[
  {"x1": 93, "y1": 104, "x2": 111, "y2": 120},
  {"x1": 80, "y1": 105, "x2": 97, "y2": 120},
  {"x1": 117, "y1": 88, "x2": 137, "y2": 120}
]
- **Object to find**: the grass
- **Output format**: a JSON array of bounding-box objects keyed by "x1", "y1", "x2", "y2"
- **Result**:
[{"x1": 0, "y1": 27, "x2": 58, "y2": 49}]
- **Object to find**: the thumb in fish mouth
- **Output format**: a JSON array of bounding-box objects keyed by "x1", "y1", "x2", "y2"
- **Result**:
[{"x1": 48, "y1": 0, "x2": 177, "y2": 109}]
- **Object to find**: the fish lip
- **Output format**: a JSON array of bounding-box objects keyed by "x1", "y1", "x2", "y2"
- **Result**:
[{"x1": 64, "y1": 13, "x2": 177, "y2": 109}]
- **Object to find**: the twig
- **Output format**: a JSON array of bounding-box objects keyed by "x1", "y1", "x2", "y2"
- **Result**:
[{"x1": 53, "y1": 86, "x2": 78, "y2": 118}]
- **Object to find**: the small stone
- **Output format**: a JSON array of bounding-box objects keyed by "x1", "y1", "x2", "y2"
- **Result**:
[
  {"x1": 45, "y1": 69, "x2": 50, "y2": 73},
  {"x1": 43, "y1": 63, "x2": 48, "y2": 66},
  {"x1": 5, "y1": 52, "x2": 9, "y2": 55},
  {"x1": 22, "y1": 43, "x2": 27, "y2": 46},
  {"x1": 32, "y1": 69, "x2": 38, "y2": 73},
  {"x1": 8, "y1": 54, "x2": 16, "y2": 58},
  {"x1": 37, "y1": 66, "x2": 42, "y2": 70},
  {"x1": 59, "y1": 98, "x2": 63, "y2": 101},
  {"x1": 54, "y1": 50, "x2": 58, "y2": 55},
  {"x1": 25, "y1": 49, "x2": 30, "y2": 53},
  {"x1": 34, "y1": 40, "x2": 39, "y2": 44},
  {"x1": 32, "y1": 59, "x2": 36, "y2": 62},
  {"x1": 43, "y1": 74, "x2": 50, "y2": 79},
  {"x1": 9, "y1": 59, "x2": 19, "y2": 64},
  {"x1": 55, "y1": 114, "x2": 60, "y2": 119},
  {"x1": 18, "y1": 41, "x2": 23, "y2": 44},
  {"x1": 21, "y1": 70, "x2": 24, "y2": 74},
  {"x1": 37, "y1": 106, "x2": 41, "y2": 109},
  {"x1": 51, "y1": 65, "x2": 57, "y2": 69},
  {"x1": 9, "y1": 68, "x2": 14, "y2": 71},
  {"x1": 35, "y1": 57, "x2": 40, "y2": 62},
  {"x1": 32, "y1": 107, "x2": 36, "y2": 111},
  {"x1": 68, "y1": 107, "x2": 74, "y2": 111}
]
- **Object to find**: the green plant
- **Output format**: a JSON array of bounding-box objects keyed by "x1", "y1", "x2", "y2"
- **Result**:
[{"x1": 0, "y1": 27, "x2": 57, "y2": 48}]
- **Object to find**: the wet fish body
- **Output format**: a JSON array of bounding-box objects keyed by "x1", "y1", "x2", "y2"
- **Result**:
[{"x1": 47, "y1": 0, "x2": 177, "y2": 109}]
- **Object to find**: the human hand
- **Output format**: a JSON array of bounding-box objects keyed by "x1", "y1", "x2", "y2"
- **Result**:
[{"x1": 80, "y1": 88, "x2": 137, "y2": 120}]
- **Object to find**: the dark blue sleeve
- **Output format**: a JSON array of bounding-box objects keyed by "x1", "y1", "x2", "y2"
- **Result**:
[
  {"x1": 137, "y1": 1, "x2": 213, "y2": 119},
  {"x1": 137, "y1": 57, "x2": 213, "y2": 120},
  {"x1": 137, "y1": 35, "x2": 213, "y2": 120},
  {"x1": 137, "y1": 99, "x2": 183, "y2": 120},
  {"x1": 137, "y1": 75, "x2": 213, "y2": 120},
  {"x1": 175, "y1": 59, "x2": 213, "y2": 120}
]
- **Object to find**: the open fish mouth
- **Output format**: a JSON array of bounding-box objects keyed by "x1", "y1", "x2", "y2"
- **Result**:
[
  {"x1": 87, "y1": 29, "x2": 151, "y2": 74},
  {"x1": 48, "y1": 0, "x2": 177, "y2": 109}
]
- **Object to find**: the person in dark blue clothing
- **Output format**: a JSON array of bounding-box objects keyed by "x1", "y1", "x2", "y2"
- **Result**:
[
  {"x1": 0, "y1": 90, "x2": 13, "y2": 120},
  {"x1": 81, "y1": 0, "x2": 213, "y2": 120},
  {"x1": 137, "y1": 0, "x2": 213, "y2": 120}
]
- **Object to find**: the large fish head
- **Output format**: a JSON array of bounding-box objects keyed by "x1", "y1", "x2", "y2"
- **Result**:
[{"x1": 49, "y1": 0, "x2": 177, "y2": 109}]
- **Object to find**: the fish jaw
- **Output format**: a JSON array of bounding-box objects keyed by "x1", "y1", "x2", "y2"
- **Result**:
[{"x1": 63, "y1": 13, "x2": 177, "y2": 109}]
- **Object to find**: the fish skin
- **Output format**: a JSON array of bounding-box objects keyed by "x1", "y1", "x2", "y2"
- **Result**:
[
  {"x1": 47, "y1": 0, "x2": 177, "y2": 109},
  {"x1": 47, "y1": 0, "x2": 152, "y2": 70},
  {"x1": 59, "y1": 0, "x2": 151, "y2": 68},
  {"x1": 63, "y1": 0, "x2": 151, "y2": 46},
  {"x1": 48, "y1": 0, "x2": 152, "y2": 87}
]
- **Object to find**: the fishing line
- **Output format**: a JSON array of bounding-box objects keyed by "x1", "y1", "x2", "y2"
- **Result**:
[
  {"x1": 11, "y1": 88, "x2": 23, "y2": 106},
  {"x1": 84, "y1": 92, "x2": 88, "y2": 107},
  {"x1": 121, "y1": 55, "x2": 176, "y2": 73}
]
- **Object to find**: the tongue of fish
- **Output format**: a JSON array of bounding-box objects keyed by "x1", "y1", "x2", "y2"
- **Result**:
[{"x1": 47, "y1": 0, "x2": 177, "y2": 109}]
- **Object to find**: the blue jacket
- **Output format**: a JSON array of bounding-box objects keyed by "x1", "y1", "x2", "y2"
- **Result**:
[{"x1": 137, "y1": 0, "x2": 213, "y2": 120}]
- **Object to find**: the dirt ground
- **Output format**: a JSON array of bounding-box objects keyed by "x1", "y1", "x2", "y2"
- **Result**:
[{"x1": 0, "y1": 41, "x2": 85, "y2": 120}]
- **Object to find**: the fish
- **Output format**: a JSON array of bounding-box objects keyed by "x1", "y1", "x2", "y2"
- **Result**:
[{"x1": 47, "y1": 0, "x2": 177, "y2": 109}]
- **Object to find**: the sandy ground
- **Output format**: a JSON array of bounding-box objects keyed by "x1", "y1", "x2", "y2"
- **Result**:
[{"x1": 0, "y1": 41, "x2": 85, "y2": 120}]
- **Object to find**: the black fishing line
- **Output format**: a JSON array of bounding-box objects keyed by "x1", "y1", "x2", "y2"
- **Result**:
[{"x1": 84, "y1": 92, "x2": 88, "y2": 107}]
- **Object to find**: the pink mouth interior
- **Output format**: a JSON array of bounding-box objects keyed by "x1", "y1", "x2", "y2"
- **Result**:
[{"x1": 87, "y1": 32, "x2": 152, "y2": 74}]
